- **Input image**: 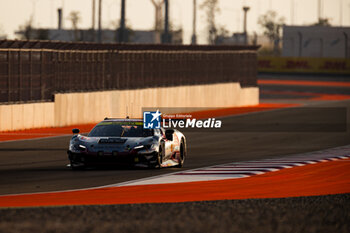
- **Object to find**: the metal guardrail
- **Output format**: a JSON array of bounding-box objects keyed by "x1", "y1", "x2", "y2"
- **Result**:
[{"x1": 0, "y1": 40, "x2": 258, "y2": 104}]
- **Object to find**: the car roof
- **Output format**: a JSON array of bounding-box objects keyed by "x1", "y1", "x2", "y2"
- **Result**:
[{"x1": 102, "y1": 118, "x2": 143, "y2": 122}]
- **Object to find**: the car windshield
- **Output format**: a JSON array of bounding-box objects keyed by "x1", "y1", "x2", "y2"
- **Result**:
[{"x1": 88, "y1": 122, "x2": 153, "y2": 137}]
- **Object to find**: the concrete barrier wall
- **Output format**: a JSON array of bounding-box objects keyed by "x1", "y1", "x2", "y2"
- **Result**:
[
  {"x1": 0, "y1": 82, "x2": 259, "y2": 131},
  {"x1": 54, "y1": 91, "x2": 113, "y2": 127},
  {"x1": 0, "y1": 102, "x2": 55, "y2": 131}
]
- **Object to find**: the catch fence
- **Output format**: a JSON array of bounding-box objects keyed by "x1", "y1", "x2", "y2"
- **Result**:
[{"x1": 0, "y1": 40, "x2": 259, "y2": 104}]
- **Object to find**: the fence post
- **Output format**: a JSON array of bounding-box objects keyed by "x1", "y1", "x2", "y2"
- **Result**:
[
  {"x1": 18, "y1": 50, "x2": 22, "y2": 102},
  {"x1": 40, "y1": 50, "x2": 44, "y2": 100},
  {"x1": 29, "y1": 51, "x2": 33, "y2": 101},
  {"x1": 102, "y1": 52, "x2": 105, "y2": 90},
  {"x1": 7, "y1": 50, "x2": 11, "y2": 102}
]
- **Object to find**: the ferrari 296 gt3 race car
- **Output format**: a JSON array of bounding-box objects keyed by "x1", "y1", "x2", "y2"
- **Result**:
[{"x1": 67, "y1": 118, "x2": 187, "y2": 169}]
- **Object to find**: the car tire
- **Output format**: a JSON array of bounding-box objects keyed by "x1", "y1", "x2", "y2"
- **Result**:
[
  {"x1": 176, "y1": 139, "x2": 186, "y2": 168},
  {"x1": 156, "y1": 145, "x2": 163, "y2": 168},
  {"x1": 150, "y1": 146, "x2": 163, "y2": 169}
]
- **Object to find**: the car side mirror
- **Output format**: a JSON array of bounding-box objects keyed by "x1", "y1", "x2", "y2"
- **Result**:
[
  {"x1": 72, "y1": 128, "x2": 80, "y2": 134},
  {"x1": 165, "y1": 129, "x2": 174, "y2": 141}
]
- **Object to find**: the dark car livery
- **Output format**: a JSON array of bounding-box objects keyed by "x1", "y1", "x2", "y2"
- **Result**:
[{"x1": 67, "y1": 118, "x2": 186, "y2": 169}]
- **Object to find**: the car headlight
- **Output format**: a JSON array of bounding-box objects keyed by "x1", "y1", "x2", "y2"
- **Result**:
[
  {"x1": 133, "y1": 144, "x2": 156, "y2": 150},
  {"x1": 70, "y1": 143, "x2": 87, "y2": 152},
  {"x1": 133, "y1": 145, "x2": 144, "y2": 150}
]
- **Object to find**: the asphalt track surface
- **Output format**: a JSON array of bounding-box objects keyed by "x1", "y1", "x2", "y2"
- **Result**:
[
  {"x1": 0, "y1": 74, "x2": 350, "y2": 195},
  {"x1": 0, "y1": 74, "x2": 350, "y2": 233}
]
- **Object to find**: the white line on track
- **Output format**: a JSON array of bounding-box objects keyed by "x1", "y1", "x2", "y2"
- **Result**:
[{"x1": 116, "y1": 151, "x2": 350, "y2": 186}]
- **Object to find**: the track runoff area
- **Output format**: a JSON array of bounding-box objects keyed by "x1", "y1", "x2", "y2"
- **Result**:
[{"x1": 0, "y1": 74, "x2": 349, "y2": 232}]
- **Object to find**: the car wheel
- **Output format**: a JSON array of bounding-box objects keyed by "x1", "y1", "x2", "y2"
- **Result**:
[
  {"x1": 176, "y1": 139, "x2": 186, "y2": 168},
  {"x1": 150, "y1": 146, "x2": 163, "y2": 169},
  {"x1": 156, "y1": 146, "x2": 163, "y2": 168}
]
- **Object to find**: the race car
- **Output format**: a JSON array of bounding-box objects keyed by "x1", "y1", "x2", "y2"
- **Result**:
[{"x1": 67, "y1": 118, "x2": 187, "y2": 169}]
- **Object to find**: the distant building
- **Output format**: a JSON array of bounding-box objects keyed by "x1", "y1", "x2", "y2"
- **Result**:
[
  {"x1": 282, "y1": 26, "x2": 350, "y2": 58},
  {"x1": 215, "y1": 33, "x2": 247, "y2": 45},
  {"x1": 15, "y1": 28, "x2": 183, "y2": 44},
  {"x1": 215, "y1": 32, "x2": 267, "y2": 46}
]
